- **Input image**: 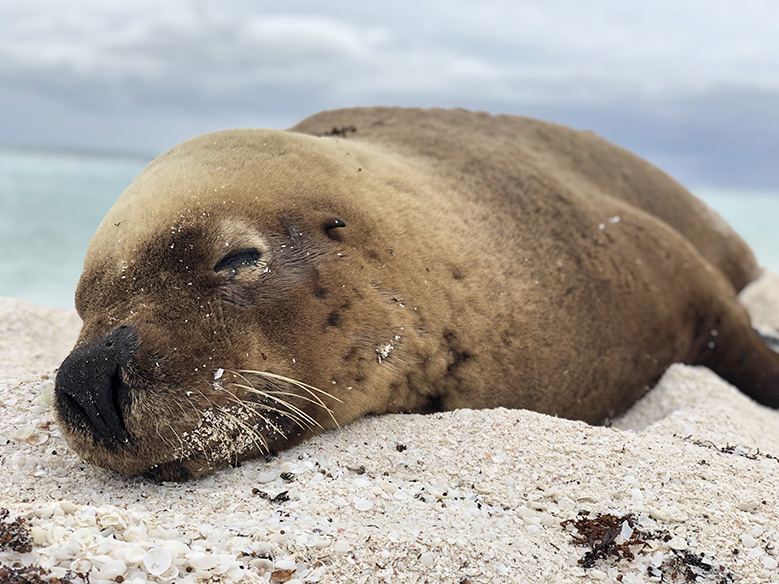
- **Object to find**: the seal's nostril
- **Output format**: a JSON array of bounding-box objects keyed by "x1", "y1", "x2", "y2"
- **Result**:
[{"x1": 110, "y1": 369, "x2": 124, "y2": 424}]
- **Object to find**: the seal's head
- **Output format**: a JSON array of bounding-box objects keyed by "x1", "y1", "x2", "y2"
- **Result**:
[{"x1": 53, "y1": 128, "x2": 442, "y2": 480}]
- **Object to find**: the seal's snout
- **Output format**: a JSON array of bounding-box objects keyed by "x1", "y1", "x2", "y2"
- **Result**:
[{"x1": 55, "y1": 325, "x2": 138, "y2": 448}]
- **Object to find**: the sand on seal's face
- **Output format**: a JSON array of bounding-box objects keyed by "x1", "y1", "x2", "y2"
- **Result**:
[{"x1": 0, "y1": 270, "x2": 778, "y2": 583}]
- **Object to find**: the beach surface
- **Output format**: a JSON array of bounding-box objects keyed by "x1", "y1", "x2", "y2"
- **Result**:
[{"x1": 1, "y1": 271, "x2": 778, "y2": 584}]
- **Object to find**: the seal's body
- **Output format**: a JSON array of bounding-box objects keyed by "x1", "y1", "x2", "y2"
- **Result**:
[{"x1": 54, "y1": 108, "x2": 779, "y2": 480}]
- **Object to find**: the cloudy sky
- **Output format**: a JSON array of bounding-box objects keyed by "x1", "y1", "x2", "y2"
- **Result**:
[{"x1": 2, "y1": 0, "x2": 779, "y2": 188}]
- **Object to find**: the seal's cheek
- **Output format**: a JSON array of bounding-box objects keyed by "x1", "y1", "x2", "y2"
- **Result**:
[{"x1": 54, "y1": 325, "x2": 138, "y2": 449}]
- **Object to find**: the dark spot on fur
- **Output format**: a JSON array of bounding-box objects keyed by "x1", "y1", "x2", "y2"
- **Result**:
[
  {"x1": 447, "y1": 350, "x2": 472, "y2": 374},
  {"x1": 342, "y1": 347, "x2": 358, "y2": 362},
  {"x1": 327, "y1": 311, "x2": 341, "y2": 327},
  {"x1": 443, "y1": 330, "x2": 473, "y2": 375},
  {"x1": 422, "y1": 394, "x2": 444, "y2": 413},
  {"x1": 451, "y1": 266, "x2": 464, "y2": 280},
  {"x1": 314, "y1": 287, "x2": 327, "y2": 299},
  {"x1": 287, "y1": 225, "x2": 302, "y2": 243},
  {"x1": 321, "y1": 125, "x2": 356, "y2": 137}
]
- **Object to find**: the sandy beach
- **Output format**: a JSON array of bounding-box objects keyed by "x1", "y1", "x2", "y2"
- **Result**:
[{"x1": 1, "y1": 271, "x2": 778, "y2": 584}]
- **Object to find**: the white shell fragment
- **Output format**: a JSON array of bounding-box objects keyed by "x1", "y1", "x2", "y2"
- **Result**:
[
  {"x1": 143, "y1": 547, "x2": 173, "y2": 576},
  {"x1": 188, "y1": 551, "x2": 219, "y2": 571},
  {"x1": 353, "y1": 497, "x2": 374, "y2": 511}
]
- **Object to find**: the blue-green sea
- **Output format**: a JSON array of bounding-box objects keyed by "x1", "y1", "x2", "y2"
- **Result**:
[
  {"x1": 0, "y1": 149, "x2": 150, "y2": 308},
  {"x1": 1, "y1": 149, "x2": 777, "y2": 309}
]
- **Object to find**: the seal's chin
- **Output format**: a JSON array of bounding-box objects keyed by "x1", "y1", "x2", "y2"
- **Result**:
[
  {"x1": 144, "y1": 457, "x2": 210, "y2": 482},
  {"x1": 53, "y1": 418, "x2": 243, "y2": 481}
]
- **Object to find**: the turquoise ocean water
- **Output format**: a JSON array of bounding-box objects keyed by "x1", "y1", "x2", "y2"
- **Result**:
[
  {"x1": 0, "y1": 150, "x2": 149, "y2": 308},
  {"x1": 0, "y1": 149, "x2": 777, "y2": 309}
]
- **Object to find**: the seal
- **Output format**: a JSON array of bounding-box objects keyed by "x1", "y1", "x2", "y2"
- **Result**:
[{"x1": 54, "y1": 107, "x2": 779, "y2": 480}]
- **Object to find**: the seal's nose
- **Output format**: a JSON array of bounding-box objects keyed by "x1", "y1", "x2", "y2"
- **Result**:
[{"x1": 54, "y1": 325, "x2": 137, "y2": 447}]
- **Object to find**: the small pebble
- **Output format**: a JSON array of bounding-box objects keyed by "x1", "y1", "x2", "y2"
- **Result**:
[
  {"x1": 274, "y1": 558, "x2": 297, "y2": 571},
  {"x1": 742, "y1": 533, "x2": 758, "y2": 548},
  {"x1": 353, "y1": 497, "x2": 374, "y2": 511},
  {"x1": 189, "y1": 552, "x2": 219, "y2": 571},
  {"x1": 256, "y1": 471, "x2": 279, "y2": 484},
  {"x1": 12, "y1": 425, "x2": 35, "y2": 441},
  {"x1": 96, "y1": 559, "x2": 127, "y2": 580}
]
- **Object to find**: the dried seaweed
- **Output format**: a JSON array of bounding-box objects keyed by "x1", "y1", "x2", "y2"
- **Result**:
[
  {"x1": 0, "y1": 564, "x2": 88, "y2": 584},
  {"x1": 652, "y1": 550, "x2": 734, "y2": 584},
  {"x1": 561, "y1": 513, "x2": 649, "y2": 568},
  {"x1": 678, "y1": 434, "x2": 779, "y2": 462},
  {"x1": 252, "y1": 489, "x2": 290, "y2": 503},
  {"x1": 0, "y1": 508, "x2": 33, "y2": 554}
]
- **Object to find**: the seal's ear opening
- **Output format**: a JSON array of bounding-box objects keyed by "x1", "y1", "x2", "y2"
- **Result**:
[{"x1": 323, "y1": 217, "x2": 346, "y2": 239}]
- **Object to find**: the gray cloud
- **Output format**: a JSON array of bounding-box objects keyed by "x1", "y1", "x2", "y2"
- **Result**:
[{"x1": 1, "y1": 0, "x2": 779, "y2": 187}]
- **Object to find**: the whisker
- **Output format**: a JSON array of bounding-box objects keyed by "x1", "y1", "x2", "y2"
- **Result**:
[
  {"x1": 239, "y1": 370, "x2": 344, "y2": 403},
  {"x1": 233, "y1": 383, "x2": 323, "y2": 429},
  {"x1": 237, "y1": 401, "x2": 290, "y2": 438},
  {"x1": 234, "y1": 369, "x2": 342, "y2": 427},
  {"x1": 216, "y1": 385, "x2": 294, "y2": 437},
  {"x1": 215, "y1": 375, "x2": 310, "y2": 432}
]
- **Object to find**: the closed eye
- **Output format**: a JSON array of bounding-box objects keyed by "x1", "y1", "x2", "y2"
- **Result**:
[{"x1": 214, "y1": 248, "x2": 262, "y2": 273}]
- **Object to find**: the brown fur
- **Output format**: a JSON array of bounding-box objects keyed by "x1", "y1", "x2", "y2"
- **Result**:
[{"x1": 54, "y1": 107, "x2": 779, "y2": 480}]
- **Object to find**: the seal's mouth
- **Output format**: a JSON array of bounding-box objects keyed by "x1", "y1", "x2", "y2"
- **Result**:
[{"x1": 54, "y1": 325, "x2": 137, "y2": 448}]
